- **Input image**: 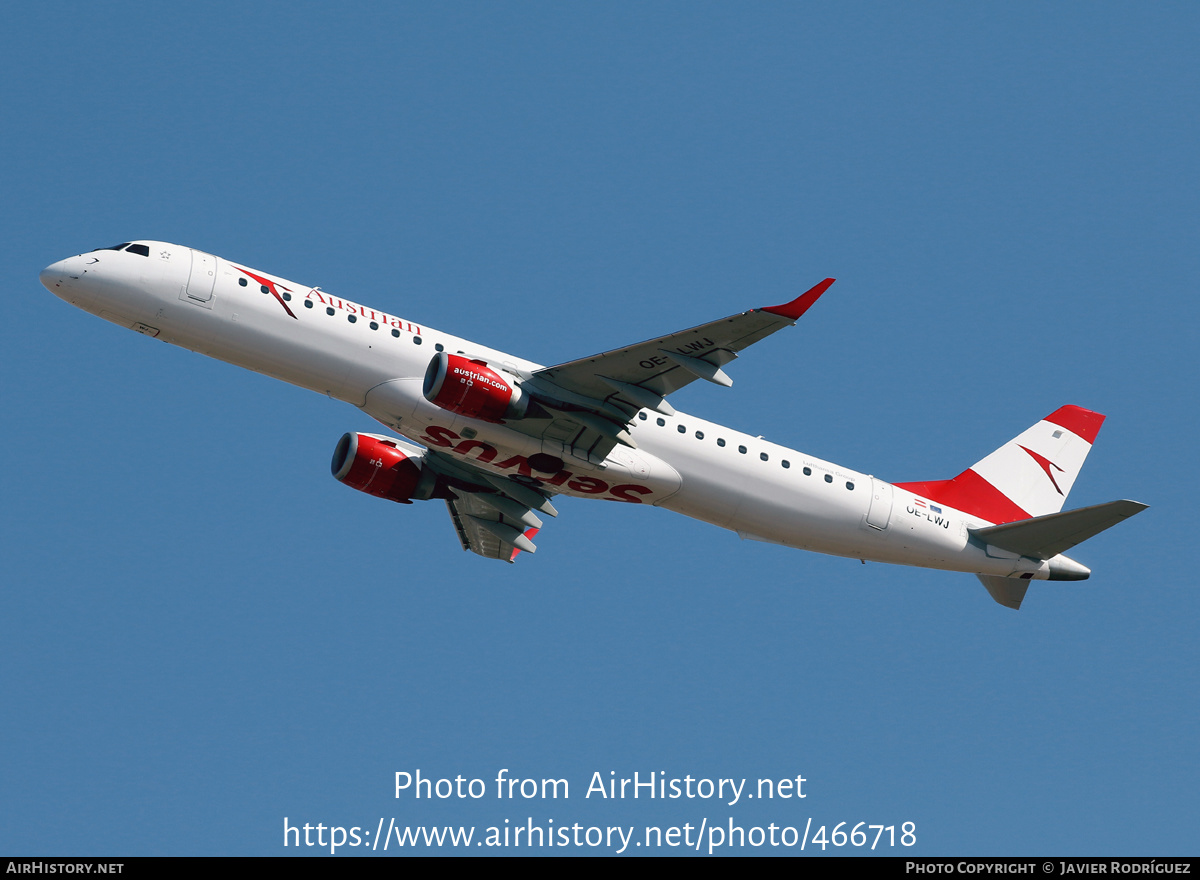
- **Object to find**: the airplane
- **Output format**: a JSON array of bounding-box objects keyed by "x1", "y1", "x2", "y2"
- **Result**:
[{"x1": 40, "y1": 241, "x2": 1147, "y2": 609}]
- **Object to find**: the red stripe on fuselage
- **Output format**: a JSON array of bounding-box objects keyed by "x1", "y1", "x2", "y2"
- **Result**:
[{"x1": 895, "y1": 469, "x2": 1031, "y2": 525}]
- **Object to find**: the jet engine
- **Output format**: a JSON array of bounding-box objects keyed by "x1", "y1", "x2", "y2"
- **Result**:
[
  {"x1": 422, "y1": 353, "x2": 528, "y2": 422},
  {"x1": 331, "y1": 433, "x2": 436, "y2": 503}
]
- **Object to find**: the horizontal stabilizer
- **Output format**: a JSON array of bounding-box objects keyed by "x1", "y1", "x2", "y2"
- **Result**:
[
  {"x1": 971, "y1": 499, "x2": 1148, "y2": 561},
  {"x1": 977, "y1": 574, "x2": 1030, "y2": 611}
]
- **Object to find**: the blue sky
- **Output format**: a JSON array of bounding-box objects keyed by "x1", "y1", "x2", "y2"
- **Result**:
[{"x1": 2, "y1": 2, "x2": 1196, "y2": 856}]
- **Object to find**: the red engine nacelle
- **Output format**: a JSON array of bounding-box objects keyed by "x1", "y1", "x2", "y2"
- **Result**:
[
  {"x1": 331, "y1": 433, "x2": 432, "y2": 503},
  {"x1": 422, "y1": 352, "x2": 528, "y2": 422}
]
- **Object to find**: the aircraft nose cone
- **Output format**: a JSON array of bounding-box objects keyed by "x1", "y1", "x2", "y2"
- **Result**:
[
  {"x1": 40, "y1": 259, "x2": 69, "y2": 295},
  {"x1": 41, "y1": 255, "x2": 92, "y2": 304}
]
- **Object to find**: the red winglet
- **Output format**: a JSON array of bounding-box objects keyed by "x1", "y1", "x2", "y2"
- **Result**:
[
  {"x1": 508, "y1": 527, "x2": 541, "y2": 563},
  {"x1": 761, "y1": 278, "x2": 835, "y2": 320},
  {"x1": 1044, "y1": 405, "x2": 1105, "y2": 445}
]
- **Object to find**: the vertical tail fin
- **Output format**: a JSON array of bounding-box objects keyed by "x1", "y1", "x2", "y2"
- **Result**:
[
  {"x1": 895, "y1": 405, "x2": 1105, "y2": 524},
  {"x1": 977, "y1": 574, "x2": 1030, "y2": 610}
]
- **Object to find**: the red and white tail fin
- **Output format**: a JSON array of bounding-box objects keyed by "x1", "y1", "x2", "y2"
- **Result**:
[{"x1": 895, "y1": 405, "x2": 1105, "y2": 524}]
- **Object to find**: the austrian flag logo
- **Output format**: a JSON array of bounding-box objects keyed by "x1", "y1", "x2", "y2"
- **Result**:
[
  {"x1": 1019, "y1": 445, "x2": 1066, "y2": 495},
  {"x1": 234, "y1": 265, "x2": 297, "y2": 319}
]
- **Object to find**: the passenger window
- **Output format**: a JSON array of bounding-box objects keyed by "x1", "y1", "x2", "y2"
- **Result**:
[
  {"x1": 656, "y1": 418, "x2": 665, "y2": 427},
  {"x1": 370, "y1": 321, "x2": 379, "y2": 330},
  {"x1": 846, "y1": 482, "x2": 855, "y2": 490},
  {"x1": 391, "y1": 329, "x2": 400, "y2": 338},
  {"x1": 414, "y1": 336, "x2": 422, "y2": 344},
  {"x1": 304, "y1": 300, "x2": 313, "y2": 309},
  {"x1": 738, "y1": 445, "x2": 747, "y2": 454},
  {"x1": 348, "y1": 314, "x2": 357, "y2": 323},
  {"x1": 282, "y1": 292, "x2": 291, "y2": 301},
  {"x1": 638, "y1": 412, "x2": 647, "y2": 421},
  {"x1": 238, "y1": 278, "x2": 248, "y2": 287},
  {"x1": 782, "y1": 460, "x2": 790, "y2": 469},
  {"x1": 435, "y1": 344, "x2": 444, "y2": 351},
  {"x1": 824, "y1": 474, "x2": 833, "y2": 483},
  {"x1": 677, "y1": 425, "x2": 685, "y2": 433},
  {"x1": 695, "y1": 431, "x2": 704, "y2": 439},
  {"x1": 717, "y1": 438, "x2": 726, "y2": 447},
  {"x1": 326, "y1": 307, "x2": 335, "y2": 316},
  {"x1": 803, "y1": 466, "x2": 812, "y2": 476}
]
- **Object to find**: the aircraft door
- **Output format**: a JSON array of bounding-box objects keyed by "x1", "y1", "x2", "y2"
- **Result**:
[
  {"x1": 183, "y1": 249, "x2": 217, "y2": 303},
  {"x1": 865, "y1": 478, "x2": 893, "y2": 530}
]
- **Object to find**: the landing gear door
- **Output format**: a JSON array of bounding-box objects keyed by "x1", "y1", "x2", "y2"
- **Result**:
[
  {"x1": 181, "y1": 249, "x2": 217, "y2": 305},
  {"x1": 866, "y1": 478, "x2": 893, "y2": 530}
]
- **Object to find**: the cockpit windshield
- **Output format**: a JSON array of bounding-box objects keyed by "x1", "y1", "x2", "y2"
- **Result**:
[{"x1": 91, "y1": 242, "x2": 150, "y2": 256}]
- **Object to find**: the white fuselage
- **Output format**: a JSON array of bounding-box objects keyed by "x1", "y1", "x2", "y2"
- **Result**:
[{"x1": 40, "y1": 241, "x2": 1062, "y2": 579}]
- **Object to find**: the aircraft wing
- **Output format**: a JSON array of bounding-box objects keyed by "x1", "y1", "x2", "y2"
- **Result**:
[
  {"x1": 514, "y1": 279, "x2": 835, "y2": 464},
  {"x1": 531, "y1": 278, "x2": 834, "y2": 405},
  {"x1": 421, "y1": 450, "x2": 558, "y2": 562},
  {"x1": 445, "y1": 495, "x2": 541, "y2": 562}
]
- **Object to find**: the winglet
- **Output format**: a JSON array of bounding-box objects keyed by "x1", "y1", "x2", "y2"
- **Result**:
[
  {"x1": 508, "y1": 528, "x2": 541, "y2": 563},
  {"x1": 761, "y1": 278, "x2": 835, "y2": 321}
]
